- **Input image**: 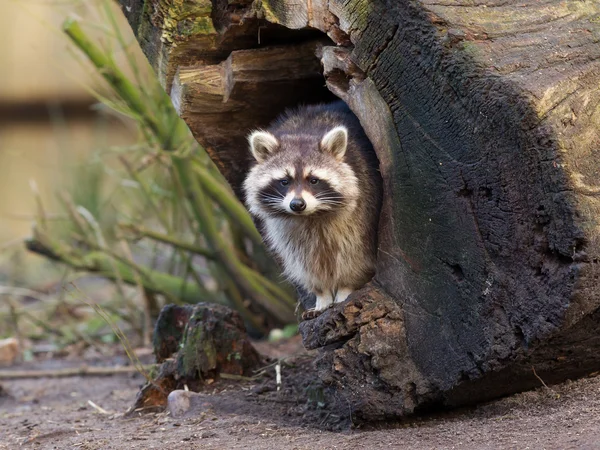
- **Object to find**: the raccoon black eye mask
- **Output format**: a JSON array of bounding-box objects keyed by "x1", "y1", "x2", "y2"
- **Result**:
[{"x1": 243, "y1": 102, "x2": 383, "y2": 316}]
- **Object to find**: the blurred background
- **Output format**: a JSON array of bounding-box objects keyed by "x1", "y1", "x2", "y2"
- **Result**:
[
  {"x1": 0, "y1": 1, "x2": 134, "y2": 245},
  {"x1": 0, "y1": 0, "x2": 295, "y2": 365},
  {"x1": 0, "y1": 0, "x2": 143, "y2": 362}
]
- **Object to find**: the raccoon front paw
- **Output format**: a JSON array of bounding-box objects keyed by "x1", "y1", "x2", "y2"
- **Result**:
[
  {"x1": 301, "y1": 309, "x2": 322, "y2": 321},
  {"x1": 315, "y1": 293, "x2": 334, "y2": 311},
  {"x1": 303, "y1": 293, "x2": 335, "y2": 320}
]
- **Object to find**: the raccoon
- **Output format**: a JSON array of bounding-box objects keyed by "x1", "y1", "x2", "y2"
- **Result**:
[{"x1": 243, "y1": 102, "x2": 382, "y2": 315}]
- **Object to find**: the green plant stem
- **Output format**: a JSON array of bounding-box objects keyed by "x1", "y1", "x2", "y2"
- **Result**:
[
  {"x1": 63, "y1": 18, "x2": 187, "y2": 149},
  {"x1": 241, "y1": 266, "x2": 296, "y2": 309},
  {"x1": 218, "y1": 269, "x2": 267, "y2": 334},
  {"x1": 192, "y1": 162, "x2": 263, "y2": 246},
  {"x1": 119, "y1": 156, "x2": 173, "y2": 230},
  {"x1": 119, "y1": 223, "x2": 215, "y2": 260},
  {"x1": 58, "y1": 193, "x2": 132, "y2": 306},
  {"x1": 26, "y1": 230, "x2": 220, "y2": 305}
]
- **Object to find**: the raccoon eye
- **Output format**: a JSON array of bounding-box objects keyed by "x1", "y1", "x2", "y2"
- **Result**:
[
  {"x1": 279, "y1": 179, "x2": 289, "y2": 187},
  {"x1": 309, "y1": 177, "x2": 320, "y2": 185}
]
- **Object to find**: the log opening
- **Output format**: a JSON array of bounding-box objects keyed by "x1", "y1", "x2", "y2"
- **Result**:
[{"x1": 168, "y1": 27, "x2": 341, "y2": 194}]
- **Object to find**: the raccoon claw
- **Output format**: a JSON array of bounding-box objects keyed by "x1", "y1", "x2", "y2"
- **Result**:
[{"x1": 302, "y1": 309, "x2": 323, "y2": 321}]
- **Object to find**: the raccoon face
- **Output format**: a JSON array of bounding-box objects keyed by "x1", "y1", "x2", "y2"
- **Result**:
[
  {"x1": 244, "y1": 127, "x2": 359, "y2": 218},
  {"x1": 254, "y1": 166, "x2": 344, "y2": 216}
]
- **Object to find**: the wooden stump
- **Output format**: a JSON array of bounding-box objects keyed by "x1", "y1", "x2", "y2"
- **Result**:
[
  {"x1": 130, "y1": 303, "x2": 260, "y2": 413},
  {"x1": 119, "y1": 0, "x2": 600, "y2": 421}
]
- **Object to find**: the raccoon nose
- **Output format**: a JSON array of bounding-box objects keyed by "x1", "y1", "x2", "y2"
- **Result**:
[{"x1": 290, "y1": 198, "x2": 306, "y2": 212}]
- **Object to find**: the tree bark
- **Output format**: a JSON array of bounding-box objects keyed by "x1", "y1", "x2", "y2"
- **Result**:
[{"x1": 118, "y1": 0, "x2": 600, "y2": 421}]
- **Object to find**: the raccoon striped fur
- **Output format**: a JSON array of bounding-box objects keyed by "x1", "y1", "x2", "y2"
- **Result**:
[{"x1": 243, "y1": 102, "x2": 382, "y2": 314}]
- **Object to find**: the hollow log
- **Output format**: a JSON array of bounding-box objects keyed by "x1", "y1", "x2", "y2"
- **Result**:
[{"x1": 118, "y1": 0, "x2": 600, "y2": 421}]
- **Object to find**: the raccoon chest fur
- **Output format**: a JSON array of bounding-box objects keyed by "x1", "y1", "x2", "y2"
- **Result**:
[{"x1": 263, "y1": 214, "x2": 374, "y2": 294}]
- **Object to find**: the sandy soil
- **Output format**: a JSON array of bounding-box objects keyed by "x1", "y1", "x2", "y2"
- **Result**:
[{"x1": 2, "y1": 342, "x2": 600, "y2": 450}]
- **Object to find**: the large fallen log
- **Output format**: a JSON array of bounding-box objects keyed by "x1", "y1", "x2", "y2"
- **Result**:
[{"x1": 117, "y1": 0, "x2": 600, "y2": 421}]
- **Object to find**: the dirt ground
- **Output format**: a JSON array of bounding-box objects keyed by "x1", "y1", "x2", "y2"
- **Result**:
[{"x1": 2, "y1": 338, "x2": 600, "y2": 449}]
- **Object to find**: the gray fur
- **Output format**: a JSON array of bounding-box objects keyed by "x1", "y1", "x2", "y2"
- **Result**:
[{"x1": 243, "y1": 102, "x2": 382, "y2": 311}]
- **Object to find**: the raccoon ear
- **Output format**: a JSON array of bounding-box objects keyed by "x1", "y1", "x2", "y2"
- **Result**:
[
  {"x1": 248, "y1": 131, "x2": 279, "y2": 162},
  {"x1": 320, "y1": 126, "x2": 348, "y2": 161}
]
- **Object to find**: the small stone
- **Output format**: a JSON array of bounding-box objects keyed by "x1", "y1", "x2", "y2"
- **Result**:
[{"x1": 167, "y1": 390, "x2": 193, "y2": 417}]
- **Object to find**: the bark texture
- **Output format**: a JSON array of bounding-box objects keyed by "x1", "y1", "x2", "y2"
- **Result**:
[{"x1": 118, "y1": 0, "x2": 600, "y2": 421}]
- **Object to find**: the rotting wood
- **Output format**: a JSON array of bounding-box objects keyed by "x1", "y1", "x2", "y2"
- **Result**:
[
  {"x1": 129, "y1": 303, "x2": 261, "y2": 413},
  {"x1": 118, "y1": 0, "x2": 600, "y2": 422}
]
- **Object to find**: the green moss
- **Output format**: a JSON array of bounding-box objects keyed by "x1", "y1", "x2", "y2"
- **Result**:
[
  {"x1": 177, "y1": 322, "x2": 195, "y2": 375},
  {"x1": 203, "y1": 339, "x2": 217, "y2": 369},
  {"x1": 341, "y1": 0, "x2": 371, "y2": 34},
  {"x1": 178, "y1": 16, "x2": 216, "y2": 37},
  {"x1": 168, "y1": 0, "x2": 212, "y2": 20},
  {"x1": 258, "y1": 0, "x2": 281, "y2": 24},
  {"x1": 178, "y1": 320, "x2": 217, "y2": 379},
  {"x1": 160, "y1": 0, "x2": 216, "y2": 44}
]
